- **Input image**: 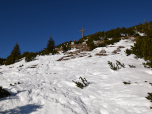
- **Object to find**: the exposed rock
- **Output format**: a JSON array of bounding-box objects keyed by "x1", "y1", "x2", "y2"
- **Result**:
[{"x1": 100, "y1": 49, "x2": 106, "y2": 53}]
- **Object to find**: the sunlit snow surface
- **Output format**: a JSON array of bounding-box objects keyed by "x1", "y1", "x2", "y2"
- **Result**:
[{"x1": 0, "y1": 38, "x2": 152, "y2": 114}]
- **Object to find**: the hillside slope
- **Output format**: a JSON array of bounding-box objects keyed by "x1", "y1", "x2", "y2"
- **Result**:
[{"x1": 0, "y1": 38, "x2": 152, "y2": 114}]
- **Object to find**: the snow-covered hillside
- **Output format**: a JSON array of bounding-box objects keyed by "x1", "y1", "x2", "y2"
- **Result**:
[{"x1": 0, "y1": 38, "x2": 152, "y2": 114}]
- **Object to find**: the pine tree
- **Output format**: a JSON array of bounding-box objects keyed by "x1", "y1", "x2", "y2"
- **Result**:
[
  {"x1": 0, "y1": 58, "x2": 6, "y2": 65},
  {"x1": 62, "y1": 45, "x2": 67, "y2": 52},
  {"x1": 11, "y1": 43, "x2": 21, "y2": 57},
  {"x1": 45, "y1": 36, "x2": 55, "y2": 54},
  {"x1": 5, "y1": 43, "x2": 21, "y2": 65}
]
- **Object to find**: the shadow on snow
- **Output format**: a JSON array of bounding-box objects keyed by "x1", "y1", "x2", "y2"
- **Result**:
[{"x1": 0, "y1": 104, "x2": 43, "y2": 114}]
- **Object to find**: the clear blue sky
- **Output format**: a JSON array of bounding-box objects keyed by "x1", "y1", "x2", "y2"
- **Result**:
[{"x1": 1, "y1": 0, "x2": 152, "y2": 58}]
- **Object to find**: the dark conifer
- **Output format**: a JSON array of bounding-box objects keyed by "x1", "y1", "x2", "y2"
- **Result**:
[
  {"x1": 45, "y1": 36, "x2": 55, "y2": 54},
  {"x1": 5, "y1": 43, "x2": 21, "y2": 65},
  {"x1": 11, "y1": 43, "x2": 21, "y2": 57}
]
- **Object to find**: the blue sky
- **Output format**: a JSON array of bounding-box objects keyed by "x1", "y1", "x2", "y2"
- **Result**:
[{"x1": 0, "y1": 0, "x2": 152, "y2": 58}]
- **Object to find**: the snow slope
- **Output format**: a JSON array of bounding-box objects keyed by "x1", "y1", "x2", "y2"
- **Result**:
[{"x1": 0, "y1": 38, "x2": 152, "y2": 114}]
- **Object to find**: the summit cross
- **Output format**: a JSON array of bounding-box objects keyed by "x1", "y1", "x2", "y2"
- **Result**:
[{"x1": 79, "y1": 27, "x2": 86, "y2": 38}]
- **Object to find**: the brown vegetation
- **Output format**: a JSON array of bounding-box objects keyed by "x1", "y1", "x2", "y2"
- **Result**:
[
  {"x1": 95, "y1": 53, "x2": 108, "y2": 56},
  {"x1": 27, "y1": 64, "x2": 38, "y2": 68}
]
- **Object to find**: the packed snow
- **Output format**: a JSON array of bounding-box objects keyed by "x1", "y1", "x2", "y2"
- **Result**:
[{"x1": 0, "y1": 38, "x2": 152, "y2": 114}]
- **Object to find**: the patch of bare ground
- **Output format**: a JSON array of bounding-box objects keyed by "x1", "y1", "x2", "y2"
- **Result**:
[
  {"x1": 112, "y1": 48, "x2": 121, "y2": 54},
  {"x1": 27, "y1": 64, "x2": 38, "y2": 68},
  {"x1": 118, "y1": 46, "x2": 125, "y2": 48},
  {"x1": 62, "y1": 58, "x2": 70, "y2": 60},
  {"x1": 57, "y1": 50, "x2": 91, "y2": 61},
  {"x1": 131, "y1": 37, "x2": 138, "y2": 42},
  {"x1": 88, "y1": 55, "x2": 92, "y2": 57},
  {"x1": 70, "y1": 44, "x2": 91, "y2": 51},
  {"x1": 95, "y1": 48, "x2": 108, "y2": 56},
  {"x1": 95, "y1": 53, "x2": 108, "y2": 56},
  {"x1": 57, "y1": 57, "x2": 64, "y2": 61}
]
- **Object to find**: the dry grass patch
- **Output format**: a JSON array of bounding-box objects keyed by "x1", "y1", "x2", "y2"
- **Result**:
[
  {"x1": 131, "y1": 38, "x2": 137, "y2": 42},
  {"x1": 71, "y1": 56, "x2": 76, "y2": 59},
  {"x1": 28, "y1": 66, "x2": 36, "y2": 68},
  {"x1": 118, "y1": 46, "x2": 125, "y2": 48},
  {"x1": 57, "y1": 57, "x2": 64, "y2": 61},
  {"x1": 99, "y1": 49, "x2": 106, "y2": 53},
  {"x1": 28, "y1": 64, "x2": 38, "y2": 68},
  {"x1": 88, "y1": 55, "x2": 92, "y2": 57},
  {"x1": 95, "y1": 53, "x2": 108, "y2": 56},
  {"x1": 63, "y1": 58, "x2": 70, "y2": 60},
  {"x1": 112, "y1": 50, "x2": 118, "y2": 54},
  {"x1": 112, "y1": 49, "x2": 120, "y2": 54}
]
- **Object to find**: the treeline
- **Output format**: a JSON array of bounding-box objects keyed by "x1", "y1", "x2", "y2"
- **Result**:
[
  {"x1": 1, "y1": 20, "x2": 152, "y2": 66},
  {"x1": 126, "y1": 21, "x2": 152, "y2": 68},
  {"x1": 56, "y1": 40, "x2": 72, "y2": 52},
  {"x1": 131, "y1": 36, "x2": 152, "y2": 68},
  {"x1": 0, "y1": 36, "x2": 58, "y2": 65},
  {"x1": 74, "y1": 20, "x2": 152, "y2": 68},
  {"x1": 73, "y1": 20, "x2": 152, "y2": 50}
]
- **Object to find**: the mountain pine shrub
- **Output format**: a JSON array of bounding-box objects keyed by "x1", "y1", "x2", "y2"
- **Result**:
[
  {"x1": 108, "y1": 61, "x2": 120, "y2": 70},
  {"x1": 128, "y1": 65, "x2": 136, "y2": 68},
  {"x1": 123, "y1": 81, "x2": 131, "y2": 84},
  {"x1": 72, "y1": 77, "x2": 88, "y2": 89},
  {"x1": 25, "y1": 52, "x2": 37, "y2": 62},
  {"x1": 108, "y1": 60, "x2": 125, "y2": 70},
  {"x1": 131, "y1": 36, "x2": 152, "y2": 68},
  {"x1": 125, "y1": 49, "x2": 132, "y2": 56},
  {"x1": 145, "y1": 92, "x2": 152, "y2": 109},
  {"x1": 116, "y1": 60, "x2": 125, "y2": 68},
  {"x1": 0, "y1": 86, "x2": 11, "y2": 99}
]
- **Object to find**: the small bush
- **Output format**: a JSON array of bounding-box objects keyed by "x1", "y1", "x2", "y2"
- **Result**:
[
  {"x1": 145, "y1": 92, "x2": 152, "y2": 109},
  {"x1": 142, "y1": 62, "x2": 151, "y2": 68},
  {"x1": 0, "y1": 86, "x2": 11, "y2": 99},
  {"x1": 134, "y1": 33, "x2": 139, "y2": 37},
  {"x1": 133, "y1": 55, "x2": 139, "y2": 60},
  {"x1": 149, "y1": 83, "x2": 152, "y2": 86},
  {"x1": 25, "y1": 52, "x2": 37, "y2": 62},
  {"x1": 123, "y1": 81, "x2": 131, "y2": 84},
  {"x1": 108, "y1": 60, "x2": 125, "y2": 70},
  {"x1": 19, "y1": 64, "x2": 24, "y2": 67},
  {"x1": 125, "y1": 49, "x2": 132, "y2": 56},
  {"x1": 108, "y1": 61, "x2": 120, "y2": 70},
  {"x1": 72, "y1": 77, "x2": 88, "y2": 89},
  {"x1": 88, "y1": 55, "x2": 92, "y2": 57},
  {"x1": 116, "y1": 60, "x2": 125, "y2": 68},
  {"x1": 128, "y1": 65, "x2": 136, "y2": 68},
  {"x1": 10, "y1": 82, "x2": 21, "y2": 86},
  {"x1": 124, "y1": 37, "x2": 129, "y2": 39},
  {"x1": 52, "y1": 50, "x2": 58, "y2": 55},
  {"x1": 98, "y1": 43, "x2": 106, "y2": 47}
]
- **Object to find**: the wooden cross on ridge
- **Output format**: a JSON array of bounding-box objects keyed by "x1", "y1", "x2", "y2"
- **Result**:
[{"x1": 79, "y1": 27, "x2": 86, "y2": 38}]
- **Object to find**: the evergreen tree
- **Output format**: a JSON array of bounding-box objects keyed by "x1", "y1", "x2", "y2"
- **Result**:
[
  {"x1": 62, "y1": 45, "x2": 68, "y2": 52},
  {"x1": 45, "y1": 36, "x2": 55, "y2": 54},
  {"x1": 5, "y1": 43, "x2": 21, "y2": 65},
  {"x1": 0, "y1": 58, "x2": 6, "y2": 65},
  {"x1": 11, "y1": 43, "x2": 21, "y2": 57}
]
